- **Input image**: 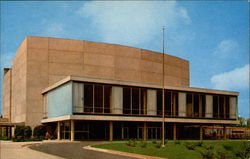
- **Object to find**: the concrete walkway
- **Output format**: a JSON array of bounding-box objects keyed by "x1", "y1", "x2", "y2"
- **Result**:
[{"x1": 0, "y1": 140, "x2": 65, "y2": 159}]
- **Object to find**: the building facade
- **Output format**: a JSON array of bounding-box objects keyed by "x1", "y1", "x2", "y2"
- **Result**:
[{"x1": 2, "y1": 36, "x2": 239, "y2": 140}]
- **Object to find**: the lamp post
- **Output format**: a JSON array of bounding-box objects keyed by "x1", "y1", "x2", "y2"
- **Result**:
[{"x1": 161, "y1": 26, "x2": 165, "y2": 147}]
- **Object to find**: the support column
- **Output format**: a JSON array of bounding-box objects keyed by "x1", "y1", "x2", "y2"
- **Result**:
[
  {"x1": 223, "y1": 125, "x2": 226, "y2": 140},
  {"x1": 57, "y1": 122, "x2": 61, "y2": 140},
  {"x1": 200, "y1": 126, "x2": 203, "y2": 141},
  {"x1": 173, "y1": 123, "x2": 177, "y2": 141},
  {"x1": 71, "y1": 120, "x2": 74, "y2": 141},
  {"x1": 143, "y1": 122, "x2": 147, "y2": 141},
  {"x1": 109, "y1": 121, "x2": 113, "y2": 141}
]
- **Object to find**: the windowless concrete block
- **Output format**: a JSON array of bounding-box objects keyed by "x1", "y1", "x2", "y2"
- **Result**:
[
  {"x1": 111, "y1": 86, "x2": 123, "y2": 114},
  {"x1": 229, "y1": 97, "x2": 237, "y2": 119},
  {"x1": 147, "y1": 89, "x2": 157, "y2": 115},
  {"x1": 205, "y1": 95, "x2": 213, "y2": 118},
  {"x1": 178, "y1": 92, "x2": 186, "y2": 117}
]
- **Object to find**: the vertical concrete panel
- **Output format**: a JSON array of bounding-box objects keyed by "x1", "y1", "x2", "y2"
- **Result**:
[
  {"x1": 178, "y1": 92, "x2": 186, "y2": 117},
  {"x1": 205, "y1": 95, "x2": 213, "y2": 118},
  {"x1": 147, "y1": 89, "x2": 157, "y2": 115},
  {"x1": 73, "y1": 83, "x2": 84, "y2": 113},
  {"x1": 111, "y1": 86, "x2": 123, "y2": 114},
  {"x1": 229, "y1": 97, "x2": 237, "y2": 119}
]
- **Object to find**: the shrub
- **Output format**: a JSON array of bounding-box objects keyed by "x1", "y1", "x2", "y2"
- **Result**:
[
  {"x1": 14, "y1": 125, "x2": 32, "y2": 141},
  {"x1": 24, "y1": 126, "x2": 32, "y2": 139},
  {"x1": 235, "y1": 142, "x2": 250, "y2": 159},
  {"x1": 223, "y1": 144, "x2": 233, "y2": 151},
  {"x1": 185, "y1": 143, "x2": 196, "y2": 150},
  {"x1": 0, "y1": 136, "x2": 11, "y2": 140},
  {"x1": 195, "y1": 141, "x2": 203, "y2": 147},
  {"x1": 140, "y1": 141, "x2": 147, "y2": 148},
  {"x1": 152, "y1": 140, "x2": 157, "y2": 144},
  {"x1": 155, "y1": 142, "x2": 162, "y2": 148},
  {"x1": 198, "y1": 149, "x2": 215, "y2": 159},
  {"x1": 216, "y1": 150, "x2": 227, "y2": 159},
  {"x1": 33, "y1": 125, "x2": 46, "y2": 139},
  {"x1": 126, "y1": 139, "x2": 137, "y2": 147}
]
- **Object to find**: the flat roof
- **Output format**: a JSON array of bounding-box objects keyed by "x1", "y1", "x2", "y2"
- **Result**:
[{"x1": 42, "y1": 76, "x2": 239, "y2": 96}]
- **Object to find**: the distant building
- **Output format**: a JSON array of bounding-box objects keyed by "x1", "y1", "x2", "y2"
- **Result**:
[{"x1": 1, "y1": 36, "x2": 239, "y2": 140}]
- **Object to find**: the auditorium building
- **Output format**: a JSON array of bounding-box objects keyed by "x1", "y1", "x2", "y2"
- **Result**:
[{"x1": 1, "y1": 36, "x2": 239, "y2": 141}]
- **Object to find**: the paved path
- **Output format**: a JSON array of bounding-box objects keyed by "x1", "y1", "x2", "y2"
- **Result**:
[
  {"x1": 0, "y1": 140, "x2": 64, "y2": 159},
  {"x1": 29, "y1": 141, "x2": 136, "y2": 159}
]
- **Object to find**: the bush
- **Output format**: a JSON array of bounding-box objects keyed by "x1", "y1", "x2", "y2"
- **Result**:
[
  {"x1": 185, "y1": 143, "x2": 196, "y2": 150},
  {"x1": 198, "y1": 149, "x2": 215, "y2": 159},
  {"x1": 140, "y1": 141, "x2": 147, "y2": 148},
  {"x1": 195, "y1": 141, "x2": 203, "y2": 147},
  {"x1": 33, "y1": 125, "x2": 46, "y2": 139},
  {"x1": 216, "y1": 151, "x2": 227, "y2": 159},
  {"x1": 152, "y1": 140, "x2": 157, "y2": 144},
  {"x1": 24, "y1": 126, "x2": 32, "y2": 139},
  {"x1": 223, "y1": 144, "x2": 233, "y2": 151},
  {"x1": 235, "y1": 142, "x2": 250, "y2": 159},
  {"x1": 14, "y1": 125, "x2": 32, "y2": 142},
  {"x1": 126, "y1": 139, "x2": 137, "y2": 147},
  {"x1": 155, "y1": 142, "x2": 162, "y2": 148}
]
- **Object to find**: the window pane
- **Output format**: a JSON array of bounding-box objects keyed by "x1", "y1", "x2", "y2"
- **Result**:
[
  {"x1": 165, "y1": 91, "x2": 171, "y2": 116},
  {"x1": 157, "y1": 90, "x2": 162, "y2": 115},
  {"x1": 104, "y1": 85, "x2": 111, "y2": 113},
  {"x1": 84, "y1": 84, "x2": 93, "y2": 112},
  {"x1": 94, "y1": 85, "x2": 103, "y2": 113},
  {"x1": 213, "y1": 96, "x2": 219, "y2": 118},
  {"x1": 123, "y1": 87, "x2": 131, "y2": 114},
  {"x1": 193, "y1": 94, "x2": 199, "y2": 117},
  {"x1": 132, "y1": 88, "x2": 139, "y2": 114},
  {"x1": 186, "y1": 93, "x2": 193, "y2": 117}
]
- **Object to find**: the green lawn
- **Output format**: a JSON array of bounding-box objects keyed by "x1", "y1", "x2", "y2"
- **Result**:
[{"x1": 93, "y1": 140, "x2": 250, "y2": 159}]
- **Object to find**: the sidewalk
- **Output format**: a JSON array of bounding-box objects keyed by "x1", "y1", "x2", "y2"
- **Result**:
[{"x1": 0, "y1": 140, "x2": 65, "y2": 159}]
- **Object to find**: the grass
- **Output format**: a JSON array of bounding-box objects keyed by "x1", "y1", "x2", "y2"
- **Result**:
[{"x1": 93, "y1": 140, "x2": 250, "y2": 159}]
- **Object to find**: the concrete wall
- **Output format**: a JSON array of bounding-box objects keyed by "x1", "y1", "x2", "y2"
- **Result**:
[
  {"x1": 178, "y1": 92, "x2": 186, "y2": 117},
  {"x1": 229, "y1": 97, "x2": 237, "y2": 119},
  {"x1": 4, "y1": 39, "x2": 28, "y2": 124},
  {"x1": 147, "y1": 89, "x2": 157, "y2": 115},
  {"x1": 47, "y1": 82, "x2": 73, "y2": 118},
  {"x1": 205, "y1": 95, "x2": 213, "y2": 118},
  {"x1": 2, "y1": 69, "x2": 11, "y2": 119},
  {"x1": 111, "y1": 86, "x2": 123, "y2": 114}
]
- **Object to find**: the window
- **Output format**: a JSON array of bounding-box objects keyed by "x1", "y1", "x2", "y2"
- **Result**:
[
  {"x1": 84, "y1": 84, "x2": 93, "y2": 112},
  {"x1": 213, "y1": 96, "x2": 219, "y2": 118},
  {"x1": 104, "y1": 86, "x2": 111, "y2": 113},
  {"x1": 94, "y1": 85, "x2": 103, "y2": 113},
  {"x1": 157, "y1": 90, "x2": 162, "y2": 115},
  {"x1": 186, "y1": 93, "x2": 193, "y2": 117},
  {"x1": 132, "y1": 88, "x2": 139, "y2": 114},
  {"x1": 123, "y1": 87, "x2": 131, "y2": 114}
]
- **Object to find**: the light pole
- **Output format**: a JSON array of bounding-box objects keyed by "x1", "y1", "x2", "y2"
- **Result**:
[{"x1": 161, "y1": 26, "x2": 165, "y2": 147}]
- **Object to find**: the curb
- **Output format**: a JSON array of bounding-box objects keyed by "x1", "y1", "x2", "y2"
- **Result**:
[{"x1": 83, "y1": 146, "x2": 165, "y2": 159}]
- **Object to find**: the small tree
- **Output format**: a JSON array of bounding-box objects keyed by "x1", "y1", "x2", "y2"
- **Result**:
[
  {"x1": 33, "y1": 125, "x2": 46, "y2": 139},
  {"x1": 14, "y1": 125, "x2": 32, "y2": 141},
  {"x1": 247, "y1": 118, "x2": 250, "y2": 128}
]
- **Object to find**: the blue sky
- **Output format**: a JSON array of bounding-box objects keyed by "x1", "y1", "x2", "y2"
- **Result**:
[{"x1": 0, "y1": 1, "x2": 249, "y2": 118}]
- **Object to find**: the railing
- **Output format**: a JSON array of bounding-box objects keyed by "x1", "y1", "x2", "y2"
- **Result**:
[{"x1": 72, "y1": 106, "x2": 237, "y2": 120}]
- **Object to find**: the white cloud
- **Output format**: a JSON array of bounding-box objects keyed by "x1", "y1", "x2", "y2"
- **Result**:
[
  {"x1": 77, "y1": 1, "x2": 191, "y2": 45},
  {"x1": 211, "y1": 64, "x2": 249, "y2": 90},
  {"x1": 214, "y1": 39, "x2": 239, "y2": 57},
  {"x1": 43, "y1": 23, "x2": 64, "y2": 37},
  {"x1": 179, "y1": 7, "x2": 191, "y2": 24}
]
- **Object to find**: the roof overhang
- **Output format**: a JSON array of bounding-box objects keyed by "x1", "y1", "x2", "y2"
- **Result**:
[{"x1": 41, "y1": 115, "x2": 239, "y2": 125}]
